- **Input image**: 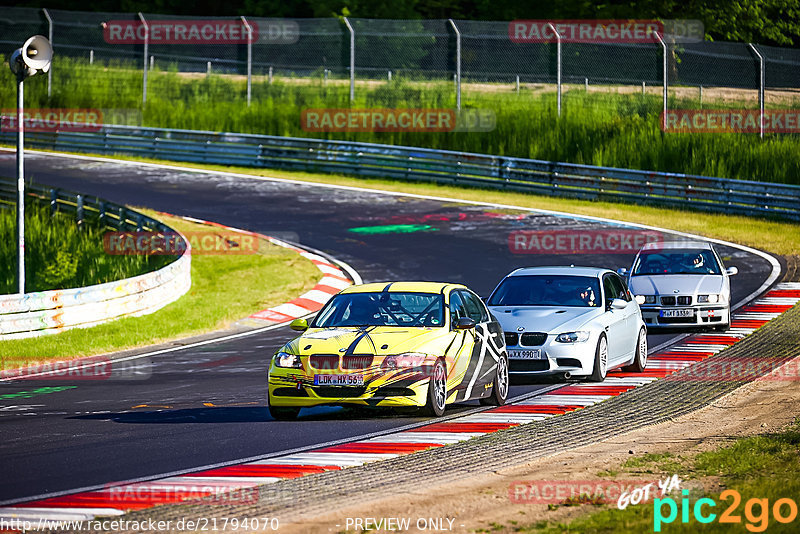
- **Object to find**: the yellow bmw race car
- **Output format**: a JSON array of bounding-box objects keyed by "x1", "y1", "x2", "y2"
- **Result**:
[{"x1": 267, "y1": 281, "x2": 509, "y2": 420}]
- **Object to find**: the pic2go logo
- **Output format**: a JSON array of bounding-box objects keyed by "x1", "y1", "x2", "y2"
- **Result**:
[{"x1": 654, "y1": 489, "x2": 798, "y2": 532}]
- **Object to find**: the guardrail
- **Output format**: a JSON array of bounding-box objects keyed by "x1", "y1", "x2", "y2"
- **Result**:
[
  {"x1": 1, "y1": 125, "x2": 799, "y2": 221},
  {"x1": 0, "y1": 176, "x2": 191, "y2": 339}
]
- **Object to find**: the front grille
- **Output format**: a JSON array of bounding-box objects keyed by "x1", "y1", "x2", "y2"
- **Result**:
[
  {"x1": 659, "y1": 315, "x2": 697, "y2": 324},
  {"x1": 309, "y1": 354, "x2": 339, "y2": 370},
  {"x1": 313, "y1": 386, "x2": 367, "y2": 398},
  {"x1": 520, "y1": 332, "x2": 548, "y2": 346},
  {"x1": 504, "y1": 332, "x2": 519, "y2": 346},
  {"x1": 678, "y1": 296, "x2": 692, "y2": 305},
  {"x1": 661, "y1": 296, "x2": 676, "y2": 306},
  {"x1": 342, "y1": 355, "x2": 373, "y2": 369},
  {"x1": 375, "y1": 387, "x2": 415, "y2": 397},
  {"x1": 272, "y1": 387, "x2": 309, "y2": 397},
  {"x1": 509, "y1": 360, "x2": 549, "y2": 372},
  {"x1": 556, "y1": 358, "x2": 582, "y2": 368}
]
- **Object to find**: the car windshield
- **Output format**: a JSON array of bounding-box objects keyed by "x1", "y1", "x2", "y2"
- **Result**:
[
  {"x1": 313, "y1": 292, "x2": 444, "y2": 328},
  {"x1": 488, "y1": 275, "x2": 602, "y2": 307},
  {"x1": 631, "y1": 249, "x2": 721, "y2": 276}
]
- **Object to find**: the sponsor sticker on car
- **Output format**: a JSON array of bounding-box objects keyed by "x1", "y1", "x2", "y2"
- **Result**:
[
  {"x1": 509, "y1": 349, "x2": 544, "y2": 359},
  {"x1": 314, "y1": 374, "x2": 364, "y2": 386}
]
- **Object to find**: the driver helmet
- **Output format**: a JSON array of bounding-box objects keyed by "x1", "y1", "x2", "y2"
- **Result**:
[{"x1": 580, "y1": 286, "x2": 596, "y2": 306}]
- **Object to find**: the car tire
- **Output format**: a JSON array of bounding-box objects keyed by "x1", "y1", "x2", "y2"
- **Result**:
[
  {"x1": 589, "y1": 334, "x2": 608, "y2": 382},
  {"x1": 624, "y1": 327, "x2": 648, "y2": 372},
  {"x1": 268, "y1": 405, "x2": 300, "y2": 420},
  {"x1": 423, "y1": 358, "x2": 447, "y2": 417},
  {"x1": 480, "y1": 353, "x2": 509, "y2": 406}
]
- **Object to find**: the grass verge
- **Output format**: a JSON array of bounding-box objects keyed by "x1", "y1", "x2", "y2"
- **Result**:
[
  {"x1": 0, "y1": 209, "x2": 321, "y2": 363},
  {"x1": 502, "y1": 422, "x2": 800, "y2": 533},
  {"x1": 2, "y1": 57, "x2": 800, "y2": 183},
  {"x1": 0, "y1": 201, "x2": 171, "y2": 293}
]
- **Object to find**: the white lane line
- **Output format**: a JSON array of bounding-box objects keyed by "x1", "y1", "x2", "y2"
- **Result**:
[
  {"x1": 455, "y1": 413, "x2": 552, "y2": 423},
  {"x1": 164, "y1": 476, "x2": 281, "y2": 484},
  {"x1": 0, "y1": 508, "x2": 126, "y2": 520},
  {"x1": 297, "y1": 289, "x2": 336, "y2": 304},
  {"x1": 365, "y1": 432, "x2": 483, "y2": 444},
  {"x1": 518, "y1": 395, "x2": 610, "y2": 405}
]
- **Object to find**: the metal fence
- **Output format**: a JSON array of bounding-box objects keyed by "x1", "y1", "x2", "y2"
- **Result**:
[
  {"x1": 0, "y1": 176, "x2": 191, "y2": 339},
  {"x1": 1, "y1": 125, "x2": 797, "y2": 222},
  {"x1": 2, "y1": 8, "x2": 799, "y2": 115}
]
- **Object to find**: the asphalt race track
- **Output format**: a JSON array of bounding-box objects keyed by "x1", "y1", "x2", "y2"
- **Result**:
[{"x1": 0, "y1": 152, "x2": 777, "y2": 504}]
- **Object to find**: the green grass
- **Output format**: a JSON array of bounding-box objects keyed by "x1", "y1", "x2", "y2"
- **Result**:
[
  {"x1": 2, "y1": 57, "x2": 800, "y2": 184},
  {"x1": 501, "y1": 423, "x2": 800, "y2": 533},
  {"x1": 0, "y1": 210, "x2": 321, "y2": 362},
  {"x1": 0, "y1": 200, "x2": 171, "y2": 293}
]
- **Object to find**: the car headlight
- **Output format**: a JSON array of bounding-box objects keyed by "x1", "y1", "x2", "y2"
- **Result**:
[
  {"x1": 698, "y1": 294, "x2": 720, "y2": 304},
  {"x1": 555, "y1": 331, "x2": 591, "y2": 343},
  {"x1": 382, "y1": 352, "x2": 428, "y2": 369},
  {"x1": 274, "y1": 351, "x2": 302, "y2": 368},
  {"x1": 635, "y1": 295, "x2": 656, "y2": 304}
]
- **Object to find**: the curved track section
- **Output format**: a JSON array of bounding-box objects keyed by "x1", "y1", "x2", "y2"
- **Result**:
[{"x1": 0, "y1": 151, "x2": 780, "y2": 508}]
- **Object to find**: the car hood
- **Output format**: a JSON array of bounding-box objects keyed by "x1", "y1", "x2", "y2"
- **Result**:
[
  {"x1": 488, "y1": 306, "x2": 603, "y2": 334},
  {"x1": 628, "y1": 274, "x2": 724, "y2": 296},
  {"x1": 283, "y1": 326, "x2": 450, "y2": 356}
]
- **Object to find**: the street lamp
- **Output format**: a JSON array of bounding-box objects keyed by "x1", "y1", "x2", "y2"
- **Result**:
[{"x1": 8, "y1": 35, "x2": 53, "y2": 294}]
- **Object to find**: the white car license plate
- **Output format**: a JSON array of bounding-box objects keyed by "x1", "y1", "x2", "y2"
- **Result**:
[
  {"x1": 509, "y1": 349, "x2": 543, "y2": 359},
  {"x1": 314, "y1": 374, "x2": 364, "y2": 386},
  {"x1": 660, "y1": 309, "x2": 694, "y2": 318}
]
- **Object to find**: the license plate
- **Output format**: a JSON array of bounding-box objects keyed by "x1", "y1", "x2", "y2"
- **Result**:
[
  {"x1": 509, "y1": 349, "x2": 543, "y2": 359},
  {"x1": 660, "y1": 309, "x2": 694, "y2": 318},
  {"x1": 313, "y1": 374, "x2": 364, "y2": 386}
]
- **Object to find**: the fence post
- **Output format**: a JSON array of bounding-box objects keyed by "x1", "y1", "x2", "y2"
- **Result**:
[
  {"x1": 42, "y1": 8, "x2": 53, "y2": 98},
  {"x1": 748, "y1": 43, "x2": 765, "y2": 139},
  {"x1": 343, "y1": 17, "x2": 355, "y2": 102},
  {"x1": 241, "y1": 16, "x2": 252, "y2": 106},
  {"x1": 546, "y1": 22, "x2": 561, "y2": 116},
  {"x1": 138, "y1": 12, "x2": 149, "y2": 104},
  {"x1": 448, "y1": 19, "x2": 461, "y2": 110},
  {"x1": 76, "y1": 194, "x2": 84, "y2": 230},
  {"x1": 50, "y1": 188, "x2": 58, "y2": 216},
  {"x1": 654, "y1": 32, "x2": 667, "y2": 128}
]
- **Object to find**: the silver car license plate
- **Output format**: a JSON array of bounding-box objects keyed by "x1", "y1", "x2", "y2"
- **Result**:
[
  {"x1": 509, "y1": 349, "x2": 543, "y2": 359},
  {"x1": 660, "y1": 309, "x2": 694, "y2": 318}
]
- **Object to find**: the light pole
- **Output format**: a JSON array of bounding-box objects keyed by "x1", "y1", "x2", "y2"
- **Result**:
[{"x1": 9, "y1": 35, "x2": 53, "y2": 295}]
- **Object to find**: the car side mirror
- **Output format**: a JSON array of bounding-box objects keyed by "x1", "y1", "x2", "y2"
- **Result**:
[
  {"x1": 611, "y1": 298, "x2": 627, "y2": 310},
  {"x1": 617, "y1": 267, "x2": 629, "y2": 276},
  {"x1": 726, "y1": 266, "x2": 738, "y2": 276},
  {"x1": 290, "y1": 318, "x2": 308, "y2": 332},
  {"x1": 455, "y1": 317, "x2": 476, "y2": 330}
]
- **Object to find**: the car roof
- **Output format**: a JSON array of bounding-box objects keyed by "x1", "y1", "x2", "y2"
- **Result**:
[
  {"x1": 339, "y1": 281, "x2": 466, "y2": 295},
  {"x1": 640, "y1": 240, "x2": 713, "y2": 251},
  {"x1": 504, "y1": 266, "x2": 611, "y2": 278}
]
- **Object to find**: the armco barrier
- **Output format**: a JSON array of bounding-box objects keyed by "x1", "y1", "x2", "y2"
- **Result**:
[
  {"x1": 1, "y1": 125, "x2": 798, "y2": 221},
  {"x1": 0, "y1": 177, "x2": 191, "y2": 339}
]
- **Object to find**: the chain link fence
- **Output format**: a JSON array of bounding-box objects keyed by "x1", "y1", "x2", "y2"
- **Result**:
[{"x1": 2, "y1": 8, "x2": 800, "y2": 117}]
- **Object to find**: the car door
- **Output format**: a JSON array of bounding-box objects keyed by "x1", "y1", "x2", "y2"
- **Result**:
[
  {"x1": 609, "y1": 272, "x2": 640, "y2": 360},
  {"x1": 461, "y1": 289, "x2": 505, "y2": 399},
  {"x1": 445, "y1": 290, "x2": 477, "y2": 401},
  {"x1": 602, "y1": 273, "x2": 629, "y2": 364}
]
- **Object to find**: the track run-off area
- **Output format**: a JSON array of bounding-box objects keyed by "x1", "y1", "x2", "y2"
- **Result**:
[{"x1": 0, "y1": 150, "x2": 796, "y2": 524}]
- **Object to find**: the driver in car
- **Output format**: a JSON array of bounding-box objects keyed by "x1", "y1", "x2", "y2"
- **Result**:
[{"x1": 579, "y1": 286, "x2": 596, "y2": 307}]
